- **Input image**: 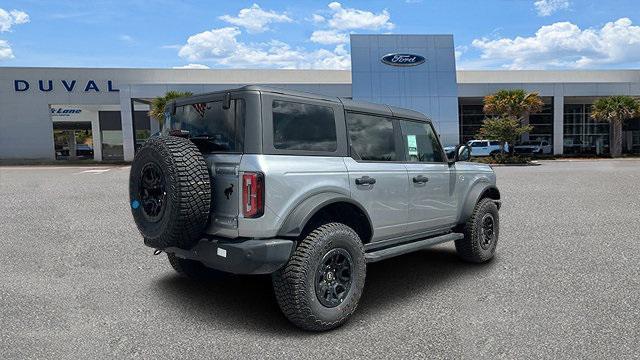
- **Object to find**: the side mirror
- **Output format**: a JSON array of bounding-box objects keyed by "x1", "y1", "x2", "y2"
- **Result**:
[
  {"x1": 457, "y1": 145, "x2": 472, "y2": 162},
  {"x1": 449, "y1": 144, "x2": 471, "y2": 164}
]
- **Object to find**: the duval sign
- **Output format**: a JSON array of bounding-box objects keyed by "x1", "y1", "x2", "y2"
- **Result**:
[
  {"x1": 13, "y1": 79, "x2": 119, "y2": 93},
  {"x1": 381, "y1": 53, "x2": 426, "y2": 67}
]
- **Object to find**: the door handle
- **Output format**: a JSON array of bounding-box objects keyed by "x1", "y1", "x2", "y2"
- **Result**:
[
  {"x1": 355, "y1": 176, "x2": 376, "y2": 185},
  {"x1": 413, "y1": 175, "x2": 429, "y2": 184}
]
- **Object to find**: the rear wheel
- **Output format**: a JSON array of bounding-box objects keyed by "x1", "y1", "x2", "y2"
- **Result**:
[
  {"x1": 455, "y1": 198, "x2": 499, "y2": 263},
  {"x1": 272, "y1": 223, "x2": 366, "y2": 331}
]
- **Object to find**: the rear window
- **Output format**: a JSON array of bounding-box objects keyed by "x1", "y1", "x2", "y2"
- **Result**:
[
  {"x1": 272, "y1": 100, "x2": 337, "y2": 152},
  {"x1": 169, "y1": 99, "x2": 244, "y2": 153}
]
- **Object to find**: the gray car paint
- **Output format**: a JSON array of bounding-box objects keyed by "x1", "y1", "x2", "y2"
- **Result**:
[{"x1": 174, "y1": 86, "x2": 498, "y2": 246}]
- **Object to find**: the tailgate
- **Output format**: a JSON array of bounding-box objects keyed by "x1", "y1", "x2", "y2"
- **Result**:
[{"x1": 205, "y1": 153, "x2": 242, "y2": 238}]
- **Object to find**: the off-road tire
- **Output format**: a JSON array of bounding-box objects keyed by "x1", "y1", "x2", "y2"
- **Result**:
[
  {"x1": 167, "y1": 253, "x2": 227, "y2": 280},
  {"x1": 272, "y1": 223, "x2": 366, "y2": 331},
  {"x1": 129, "y1": 136, "x2": 211, "y2": 249},
  {"x1": 455, "y1": 198, "x2": 499, "y2": 263}
]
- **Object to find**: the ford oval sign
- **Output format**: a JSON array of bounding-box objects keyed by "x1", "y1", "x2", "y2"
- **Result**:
[{"x1": 381, "y1": 53, "x2": 426, "y2": 67}]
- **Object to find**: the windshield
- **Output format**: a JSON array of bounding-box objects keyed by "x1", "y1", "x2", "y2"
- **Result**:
[{"x1": 166, "y1": 99, "x2": 244, "y2": 153}]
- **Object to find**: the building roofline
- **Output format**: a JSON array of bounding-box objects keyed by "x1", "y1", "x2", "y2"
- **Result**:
[{"x1": 457, "y1": 69, "x2": 640, "y2": 83}]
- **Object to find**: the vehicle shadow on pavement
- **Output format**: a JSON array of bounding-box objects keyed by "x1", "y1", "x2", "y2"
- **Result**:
[{"x1": 153, "y1": 246, "x2": 484, "y2": 334}]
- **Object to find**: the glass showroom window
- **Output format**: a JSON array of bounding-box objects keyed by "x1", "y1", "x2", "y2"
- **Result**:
[
  {"x1": 458, "y1": 101, "x2": 484, "y2": 144},
  {"x1": 563, "y1": 104, "x2": 610, "y2": 155},
  {"x1": 99, "y1": 111, "x2": 125, "y2": 161},
  {"x1": 623, "y1": 116, "x2": 640, "y2": 154},
  {"x1": 528, "y1": 99, "x2": 553, "y2": 147}
]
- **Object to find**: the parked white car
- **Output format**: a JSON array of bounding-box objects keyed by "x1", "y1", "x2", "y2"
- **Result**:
[
  {"x1": 467, "y1": 140, "x2": 508, "y2": 157},
  {"x1": 514, "y1": 140, "x2": 552, "y2": 154}
]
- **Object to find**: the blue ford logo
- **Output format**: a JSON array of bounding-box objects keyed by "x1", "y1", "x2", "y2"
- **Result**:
[{"x1": 381, "y1": 53, "x2": 426, "y2": 67}]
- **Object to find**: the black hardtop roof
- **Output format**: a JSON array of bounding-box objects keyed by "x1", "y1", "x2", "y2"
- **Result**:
[{"x1": 171, "y1": 85, "x2": 430, "y2": 122}]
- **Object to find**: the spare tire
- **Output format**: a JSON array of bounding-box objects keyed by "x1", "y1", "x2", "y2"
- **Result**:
[{"x1": 129, "y1": 136, "x2": 211, "y2": 249}]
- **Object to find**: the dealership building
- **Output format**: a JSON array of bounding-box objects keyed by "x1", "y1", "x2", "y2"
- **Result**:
[{"x1": 1, "y1": 34, "x2": 639, "y2": 162}]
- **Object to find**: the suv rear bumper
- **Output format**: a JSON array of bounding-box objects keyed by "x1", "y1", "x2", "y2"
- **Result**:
[{"x1": 163, "y1": 238, "x2": 294, "y2": 275}]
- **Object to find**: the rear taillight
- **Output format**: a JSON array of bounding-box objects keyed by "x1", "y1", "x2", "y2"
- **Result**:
[{"x1": 242, "y1": 172, "x2": 264, "y2": 218}]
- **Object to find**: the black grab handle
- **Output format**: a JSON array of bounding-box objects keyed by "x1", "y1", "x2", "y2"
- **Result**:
[
  {"x1": 355, "y1": 176, "x2": 376, "y2": 185},
  {"x1": 413, "y1": 175, "x2": 429, "y2": 184}
]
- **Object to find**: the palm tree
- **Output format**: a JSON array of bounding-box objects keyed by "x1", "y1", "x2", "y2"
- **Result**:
[
  {"x1": 483, "y1": 89, "x2": 544, "y2": 121},
  {"x1": 481, "y1": 89, "x2": 544, "y2": 154},
  {"x1": 148, "y1": 91, "x2": 193, "y2": 123},
  {"x1": 590, "y1": 96, "x2": 640, "y2": 157}
]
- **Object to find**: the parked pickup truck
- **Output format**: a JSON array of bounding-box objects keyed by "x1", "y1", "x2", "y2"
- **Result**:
[
  {"x1": 467, "y1": 140, "x2": 508, "y2": 156},
  {"x1": 514, "y1": 140, "x2": 552, "y2": 154}
]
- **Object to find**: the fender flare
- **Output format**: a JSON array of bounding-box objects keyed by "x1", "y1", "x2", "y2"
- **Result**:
[
  {"x1": 277, "y1": 192, "x2": 373, "y2": 238},
  {"x1": 458, "y1": 182, "x2": 501, "y2": 224}
]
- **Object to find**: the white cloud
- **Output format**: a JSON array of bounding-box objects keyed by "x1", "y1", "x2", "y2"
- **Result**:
[
  {"x1": 0, "y1": 39, "x2": 14, "y2": 60},
  {"x1": 310, "y1": 14, "x2": 325, "y2": 24},
  {"x1": 325, "y1": 2, "x2": 394, "y2": 31},
  {"x1": 310, "y1": 29, "x2": 348, "y2": 45},
  {"x1": 455, "y1": 45, "x2": 468, "y2": 62},
  {"x1": 178, "y1": 3, "x2": 397, "y2": 69},
  {"x1": 173, "y1": 63, "x2": 210, "y2": 69},
  {"x1": 307, "y1": 2, "x2": 394, "y2": 46},
  {"x1": 219, "y1": 4, "x2": 292, "y2": 33},
  {"x1": 178, "y1": 27, "x2": 242, "y2": 61},
  {"x1": 534, "y1": 0, "x2": 570, "y2": 16},
  {"x1": 178, "y1": 27, "x2": 350, "y2": 69},
  {"x1": 0, "y1": 8, "x2": 29, "y2": 32},
  {"x1": 471, "y1": 18, "x2": 640, "y2": 69},
  {"x1": 0, "y1": 8, "x2": 28, "y2": 61},
  {"x1": 119, "y1": 34, "x2": 134, "y2": 43}
]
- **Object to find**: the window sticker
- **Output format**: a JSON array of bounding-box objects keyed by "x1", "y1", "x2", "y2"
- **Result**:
[{"x1": 407, "y1": 135, "x2": 418, "y2": 156}]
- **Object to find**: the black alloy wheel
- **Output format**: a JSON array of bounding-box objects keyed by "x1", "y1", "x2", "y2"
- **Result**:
[
  {"x1": 139, "y1": 162, "x2": 166, "y2": 222},
  {"x1": 480, "y1": 213, "x2": 495, "y2": 250},
  {"x1": 315, "y1": 248, "x2": 353, "y2": 308}
]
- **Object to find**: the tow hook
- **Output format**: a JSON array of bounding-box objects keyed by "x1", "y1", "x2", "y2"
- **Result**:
[{"x1": 153, "y1": 249, "x2": 163, "y2": 255}]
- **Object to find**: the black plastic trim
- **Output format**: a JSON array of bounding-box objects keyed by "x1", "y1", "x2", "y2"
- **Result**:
[{"x1": 163, "y1": 237, "x2": 294, "y2": 275}]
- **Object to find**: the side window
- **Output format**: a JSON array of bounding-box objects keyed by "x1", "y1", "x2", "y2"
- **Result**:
[
  {"x1": 471, "y1": 141, "x2": 484, "y2": 147},
  {"x1": 490, "y1": 141, "x2": 500, "y2": 146},
  {"x1": 346, "y1": 112, "x2": 397, "y2": 161},
  {"x1": 401, "y1": 120, "x2": 444, "y2": 163},
  {"x1": 272, "y1": 100, "x2": 337, "y2": 151}
]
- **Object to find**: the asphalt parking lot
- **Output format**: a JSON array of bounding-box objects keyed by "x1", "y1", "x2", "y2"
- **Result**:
[{"x1": 1, "y1": 160, "x2": 639, "y2": 359}]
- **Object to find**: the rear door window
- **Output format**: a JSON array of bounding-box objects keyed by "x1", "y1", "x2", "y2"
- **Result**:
[
  {"x1": 272, "y1": 100, "x2": 337, "y2": 152},
  {"x1": 346, "y1": 112, "x2": 398, "y2": 161}
]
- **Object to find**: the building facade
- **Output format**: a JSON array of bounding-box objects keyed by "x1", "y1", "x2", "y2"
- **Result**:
[{"x1": 1, "y1": 34, "x2": 639, "y2": 162}]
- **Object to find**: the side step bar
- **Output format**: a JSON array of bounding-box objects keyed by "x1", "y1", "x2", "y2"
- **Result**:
[{"x1": 365, "y1": 232, "x2": 464, "y2": 263}]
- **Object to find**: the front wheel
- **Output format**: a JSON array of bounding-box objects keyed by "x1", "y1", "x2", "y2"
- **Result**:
[
  {"x1": 272, "y1": 223, "x2": 366, "y2": 331},
  {"x1": 455, "y1": 198, "x2": 499, "y2": 263}
]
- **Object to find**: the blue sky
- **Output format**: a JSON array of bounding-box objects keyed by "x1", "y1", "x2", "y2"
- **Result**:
[{"x1": 0, "y1": 0, "x2": 639, "y2": 70}]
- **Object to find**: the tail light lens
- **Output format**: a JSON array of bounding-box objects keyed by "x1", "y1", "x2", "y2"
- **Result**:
[{"x1": 242, "y1": 172, "x2": 264, "y2": 218}]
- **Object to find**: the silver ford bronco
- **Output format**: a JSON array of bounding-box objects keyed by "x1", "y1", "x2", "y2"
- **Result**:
[{"x1": 129, "y1": 86, "x2": 501, "y2": 331}]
